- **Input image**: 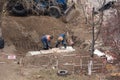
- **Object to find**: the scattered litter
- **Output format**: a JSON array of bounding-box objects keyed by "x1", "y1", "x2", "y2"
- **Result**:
[
  {"x1": 8, "y1": 55, "x2": 16, "y2": 59},
  {"x1": 94, "y1": 49, "x2": 115, "y2": 63},
  {"x1": 52, "y1": 66, "x2": 56, "y2": 69},
  {"x1": 94, "y1": 49, "x2": 105, "y2": 57},
  {"x1": 57, "y1": 70, "x2": 68, "y2": 76}
]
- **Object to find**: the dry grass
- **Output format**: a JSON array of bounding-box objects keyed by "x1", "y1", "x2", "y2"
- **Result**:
[{"x1": 25, "y1": 69, "x2": 101, "y2": 80}]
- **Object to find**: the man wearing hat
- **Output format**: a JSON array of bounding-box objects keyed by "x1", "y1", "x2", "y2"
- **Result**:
[
  {"x1": 41, "y1": 34, "x2": 53, "y2": 50},
  {"x1": 55, "y1": 33, "x2": 67, "y2": 48}
]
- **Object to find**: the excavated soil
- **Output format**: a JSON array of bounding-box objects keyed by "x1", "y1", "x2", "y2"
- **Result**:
[
  {"x1": 2, "y1": 16, "x2": 68, "y2": 52},
  {"x1": 0, "y1": 14, "x2": 94, "y2": 80}
]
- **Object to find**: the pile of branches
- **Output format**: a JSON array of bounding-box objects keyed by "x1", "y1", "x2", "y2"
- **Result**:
[
  {"x1": 0, "y1": 0, "x2": 6, "y2": 14},
  {"x1": 101, "y1": 3, "x2": 120, "y2": 55}
]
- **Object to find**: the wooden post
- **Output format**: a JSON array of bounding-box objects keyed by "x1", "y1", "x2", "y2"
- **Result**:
[{"x1": 88, "y1": 60, "x2": 93, "y2": 76}]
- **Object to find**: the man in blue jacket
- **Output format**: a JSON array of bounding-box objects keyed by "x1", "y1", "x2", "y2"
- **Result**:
[
  {"x1": 55, "y1": 33, "x2": 67, "y2": 48},
  {"x1": 41, "y1": 35, "x2": 53, "y2": 50}
]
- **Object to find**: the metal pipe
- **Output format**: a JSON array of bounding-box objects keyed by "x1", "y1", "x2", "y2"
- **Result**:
[{"x1": 91, "y1": 7, "x2": 95, "y2": 58}]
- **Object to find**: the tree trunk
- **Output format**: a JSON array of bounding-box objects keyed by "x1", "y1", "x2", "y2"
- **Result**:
[{"x1": 0, "y1": 0, "x2": 5, "y2": 37}]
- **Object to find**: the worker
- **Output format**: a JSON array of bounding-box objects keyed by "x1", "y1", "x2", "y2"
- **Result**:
[
  {"x1": 41, "y1": 35, "x2": 53, "y2": 50},
  {"x1": 55, "y1": 33, "x2": 67, "y2": 48},
  {"x1": 0, "y1": 37, "x2": 4, "y2": 52}
]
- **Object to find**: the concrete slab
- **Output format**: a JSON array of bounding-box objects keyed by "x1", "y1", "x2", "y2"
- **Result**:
[{"x1": 27, "y1": 46, "x2": 75, "y2": 56}]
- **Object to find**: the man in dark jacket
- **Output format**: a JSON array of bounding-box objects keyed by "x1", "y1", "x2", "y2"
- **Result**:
[
  {"x1": 0, "y1": 37, "x2": 4, "y2": 49},
  {"x1": 55, "y1": 33, "x2": 67, "y2": 48},
  {"x1": 41, "y1": 35, "x2": 53, "y2": 50}
]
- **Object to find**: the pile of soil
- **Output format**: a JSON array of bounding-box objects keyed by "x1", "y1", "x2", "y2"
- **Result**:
[{"x1": 2, "y1": 16, "x2": 67, "y2": 52}]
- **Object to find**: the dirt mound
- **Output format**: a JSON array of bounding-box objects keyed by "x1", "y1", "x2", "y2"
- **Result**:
[{"x1": 2, "y1": 16, "x2": 67, "y2": 52}]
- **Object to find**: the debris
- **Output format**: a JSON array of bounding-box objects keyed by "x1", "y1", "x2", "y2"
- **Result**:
[
  {"x1": 7, "y1": 0, "x2": 75, "y2": 18},
  {"x1": 7, "y1": 55, "x2": 16, "y2": 59},
  {"x1": 57, "y1": 70, "x2": 68, "y2": 76},
  {"x1": 52, "y1": 66, "x2": 56, "y2": 70},
  {"x1": 94, "y1": 49, "x2": 105, "y2": 57},
  {"x1": 94, "y1": 49, "x2": 115, "y2": 63}
]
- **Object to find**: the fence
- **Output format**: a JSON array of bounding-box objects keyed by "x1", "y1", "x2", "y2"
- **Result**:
[{"x1": 22, "y1": 52, "x2": 107, "y2": 75}]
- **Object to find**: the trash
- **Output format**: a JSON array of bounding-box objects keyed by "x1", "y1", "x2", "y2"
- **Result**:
[
  {"x1": 94, "y1": 49, "x2": 105, "y2": 57},
  {"x1": 57, "y1": 70, "x2": 68, "y2": 76},
  {"x1": 8, "y1": 55, "x2": 16, "y2": 59},
  {"x1": 105, "y1": 54, "x2": 114, "y2": 63},
  {"x1": 52, "y1": 66, "x2": 56, "y2": 70},
  {"x1": 94, "y1": 49, "x2": 115, "y2": 63}
]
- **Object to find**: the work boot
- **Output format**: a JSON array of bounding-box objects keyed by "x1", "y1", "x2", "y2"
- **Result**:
[
  {"x1": 43, "y1": 47, "x2": 49, "y2": 50},
  {"x1": 64, "y1": 44, "x2": 67, "y2": 49}
]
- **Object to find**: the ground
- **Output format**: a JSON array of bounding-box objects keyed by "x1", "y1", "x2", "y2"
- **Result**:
[{"x1": 0, "y1": 4, "x2": 120, "y2": 80}]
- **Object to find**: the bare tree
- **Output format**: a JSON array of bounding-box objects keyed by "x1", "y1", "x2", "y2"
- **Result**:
[
  {"x1": 0, "y1": 1, "x2": 4, "y2": 20},
  {"x1": 0, "y1": 0, "x2": 7, "y2": 37},
  {"x1": 101, "y1": 1, "x2": 120, "y2": 55}
]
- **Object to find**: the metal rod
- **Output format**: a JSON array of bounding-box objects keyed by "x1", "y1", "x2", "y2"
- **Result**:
[{"x1": 91, "y1": 7, "x2": 95, "y2": 58}]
